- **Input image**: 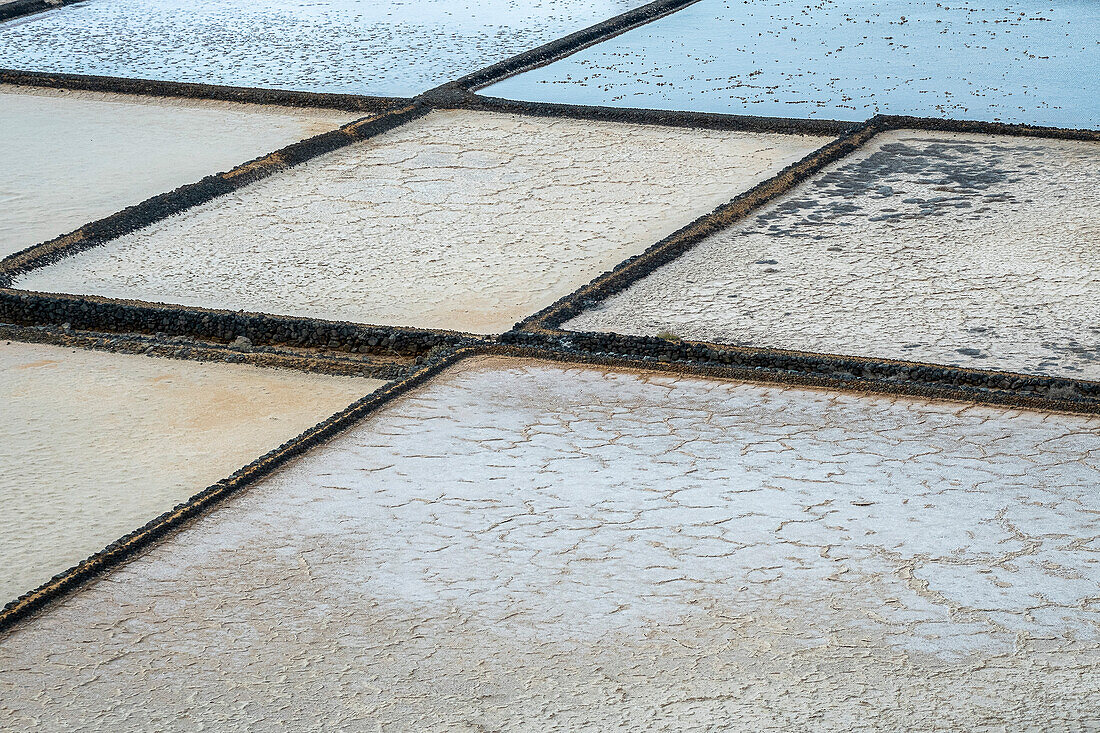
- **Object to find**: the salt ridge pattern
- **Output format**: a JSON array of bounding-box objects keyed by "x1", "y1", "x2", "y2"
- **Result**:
[
  {"x1": 1, "y1": 359, "x2": 1098, "y2": 729},
  {"x1": 15, "y1": 110, "x2": 824, "y2": 334}
]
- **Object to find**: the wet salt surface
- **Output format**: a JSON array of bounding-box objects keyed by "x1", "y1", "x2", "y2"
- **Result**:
[
  {"x1": 0, "y1": 0, "x2": 643, "y2": 95},
  {"x1": 485, "y1": 0, "x2": 1100, "y2": 128},
  {"x1": 2, "y1": 357, "x2": 1098, "y2": 729},
  {"x1": 0, "y1": 341, "x2": 383, "y2": 604},
  {"x1": 14, "y1": 110, "x2": 825, "y2": 333},
  {"x1": 567, "y1": 131, "x2": 1100, "y2": 380},
  {"x1": 0, "y1": 85, "x2": 355, "y2": 257}
]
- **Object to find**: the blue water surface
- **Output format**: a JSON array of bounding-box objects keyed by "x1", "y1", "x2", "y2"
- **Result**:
[{"x1": 485, "y1": 0, "x2": 1100, "y2": 128}]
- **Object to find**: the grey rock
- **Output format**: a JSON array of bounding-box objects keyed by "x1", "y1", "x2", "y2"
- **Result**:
[{"x1": 229, "y1": 336, "x2": 253, "y2": 352}]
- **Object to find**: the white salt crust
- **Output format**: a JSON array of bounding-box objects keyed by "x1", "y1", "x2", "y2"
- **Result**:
[
  {"x1": 15, "y1": 110, "x2": 826, "y2": 333},
  {"x1": 567, "y1": 131, "x2": 1100, "y2": 380},
  {"x1": 2, "y1": 358, "x2": 1097, "y2": 729},
  {"x1": 0, "y1": 341, "x2": 383, "y2": 603},
  {"x1": 0, "y1": 85, "x2": 355, "y2": 256}
]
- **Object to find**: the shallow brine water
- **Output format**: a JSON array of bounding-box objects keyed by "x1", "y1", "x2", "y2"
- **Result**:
[
  {"x1": 0, "y1": 0, "x2": 644, "y2": 95},
  {"x1": 486, "y1": 0, "x2": 1100, "y2": 128}
]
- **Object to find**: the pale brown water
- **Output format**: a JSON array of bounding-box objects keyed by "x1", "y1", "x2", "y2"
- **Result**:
[
  {"x1": 0, "y1": 85, "x2": 354, "y2": 256},
  {"x1": 0, "y1": 341, "x2": 383, "y2": 602}
]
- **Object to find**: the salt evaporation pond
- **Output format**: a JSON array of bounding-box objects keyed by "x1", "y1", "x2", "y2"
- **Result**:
[
  {"x1": 0, "y1": 340, "x2": 382, "y2": 603},
  {"x1": 14, "y1": 110, "x2": 827, "y2": 333},
  {"x1": 568, "y1": 131, "x2": 1100, "y2": 380},
  {"x1": 0, "y1": 85, "x2": 354, "y2": 257},
  {"x1": 1, "y1": 357, "x2": 1096, "y2": 729},
  {"x1": 485, "y1": 0, "x2": 1100, "y2": 128},
  {"x1": 0, "y1": 0, "x2": 645, "y2": 95}
]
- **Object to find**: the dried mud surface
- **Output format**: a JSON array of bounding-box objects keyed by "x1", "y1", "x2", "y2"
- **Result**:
[
  {"x1": 0, "y1": 85, "x2": 354, "y2": 257},
  {"x1": 2, "y1": 358, "x2": 1098, "y2": 730},
  {"x1": 0, "y1": 0, "x2": 643, "y2": 95},
  {"x1": 0, "y1": 341, "x2": 383, "y2": 603},
  {"x1": 15, "y1": 110, "x2": 825, "y2": 333},
  {"x1": 567, "y1": 131, "x2": 1100, "y2": 380},
  {"x1": 485, "y1": 0, "x2": 1100, "y2": 128}
]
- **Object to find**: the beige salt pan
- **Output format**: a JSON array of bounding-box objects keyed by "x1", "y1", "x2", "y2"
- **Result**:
[
  {"x1": 0, "y1": 341, "x2": 383, "y2": 602},
  {"x1": 2, "y1": 357, "x2": 1097, "y2": 729},
  {"x1": 0, "y1": 85, "x2": 355, "y2": 256},
  {"x1": 14, "y1": 110, "x2": 827, "y2": 333}
]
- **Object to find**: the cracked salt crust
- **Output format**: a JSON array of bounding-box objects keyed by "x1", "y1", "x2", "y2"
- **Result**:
[
  {"x1": 2, "y1": 357, "x2": 1098, "y2": 729},
  {"x1": 0, "y1": 0, "x2": 644, "y2": 95},
  {"x1": 567, "y1": 131, "x2": 1100, "y2": 381},
  {"x1": 14, "y1": 110, "x2": 825, "y2": 333},
  {"x1": 485, "y1": 0, "x2": 1100, "y2": 128},
  {"x1": 0, "y1": 85, "x2": 355, "y2": 257},
  {"x1": 0, "y1": 341, "x2": 383, "y2": 603}
]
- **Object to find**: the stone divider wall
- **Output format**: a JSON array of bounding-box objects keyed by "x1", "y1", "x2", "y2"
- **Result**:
[
  {"x1": 0, "y1": 288, "x2": 473, "y2": 357},
  {"x1": 0, "y1": 68, "x2": 412, "y2": 111},
  {"x1": 0, "y1": 323, "x2": 414, "y2": 379},
  {"x1": 502, "y1": 331, "x2": 1100, "y2": 404},
  {"x1": 421, "y1": 0, "x2": 705, "y2": 101}
]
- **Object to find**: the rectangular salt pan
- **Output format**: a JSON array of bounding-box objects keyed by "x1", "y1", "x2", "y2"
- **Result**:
[
  {"x1": 0, "y1": 85, "x2": 355, "y2": 257},
  {"x1": 13, "y1": 110, "x2": 827, "y2": 333},
  {"x1": 2, "y1": 358, "x2": 1097, "y2": 728},
  {"x1": 484, "y1": 0, "x2": 1100, "y2": 129},
  {"x1": 0, "y1": 341, "x2": 383, "y2": 603},
  {"x1": 0, "y1": 0, "x2": 645, "y2": 96},
  {"x1": 567, "y1": 131, "x2": 1100, "y2": 381}
]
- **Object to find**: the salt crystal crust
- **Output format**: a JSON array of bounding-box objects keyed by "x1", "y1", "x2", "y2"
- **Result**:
[
  {"x1": 2, "y1": 358, "x2": 1097, "y2": 729},
  {"x1": 567, "y1": 131, "x2": 1100, "y2": 380},
  {"x1": 15, "y1": 110, "x2": 825, "y2": 334}
]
